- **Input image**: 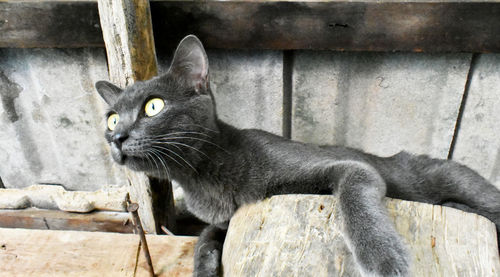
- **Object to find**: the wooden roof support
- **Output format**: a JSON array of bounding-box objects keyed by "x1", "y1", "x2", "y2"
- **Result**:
[
  {"x1": 1, "y1": 1, "x2": 500, "y2": 52},
  {"x1": 97, "y1": 0, "x2": 175, "y2": 234}
]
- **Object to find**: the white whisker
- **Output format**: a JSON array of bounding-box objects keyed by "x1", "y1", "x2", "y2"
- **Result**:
[{"x1": 152, "y1": 145, "x2": 198, "y2": 174}]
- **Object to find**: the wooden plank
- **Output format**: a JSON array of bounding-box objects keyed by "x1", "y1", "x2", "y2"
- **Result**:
[
  {"x1": 0, "y1": 227, "x2": 197, "y2": 276},
  {"x1": 0, "y1": 228, "x2": 139, "y2": 276},
  {"x1": 97, "y1": 0, "x2": 158, "y2": 87},
  {"x1": 0, "y1": 208, "x2": 135, "y2": 233},
  {"x1": 0, "y1": 1, "x2": 103, "y2": 48},
  {"x1": 136, "y1": 234, "x2": 196, "y2": 276},
  {"x1": 223, "y1": 195, "x2": 500, "y2": 276},
  {"x1": 151, "y1": 1, "x2": 500, "y2": 52},
  {"x1": 97, "y1": 0, "x2": 176, "y2": 235},
  {"x1": 2, "y1": 1, "x2": 500, "y2": 52}
]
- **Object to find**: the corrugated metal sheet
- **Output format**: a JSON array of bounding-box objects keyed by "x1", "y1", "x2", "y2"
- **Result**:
[
  {"x1": 453, "y1": 54, "x2": 500, "y2": 189},
  {"x1": 292, "y1": 51, "x2": 471, "y2": 159},
  {"x1": 1, "y1": 48, "x2": 498, "y2": 192},
  {"x1": 0, "y1": 48, "x2": 127, "y2": 191}
]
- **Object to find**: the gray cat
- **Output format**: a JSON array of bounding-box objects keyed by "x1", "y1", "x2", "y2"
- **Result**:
[{"x1": 96, "y1": 35, "x2": 500, "y2": 277}]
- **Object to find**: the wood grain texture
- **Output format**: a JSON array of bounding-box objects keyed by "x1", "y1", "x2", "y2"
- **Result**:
[
  {"x1": 223, "y1": 195, "x2": 500, "y2": 276},
  {"x1": 2, "y1": 1, "x2": 500, "y2": 52},
  {"x1": 98, "y1": 0, "x2": 169, "y2": 234},
  {"x1": 0, "y1": 228, "x2": 197, "y2": 276},
  {"x1": 0, "y1": 1, "x2": 103, "y2": 48},
  {"x1": 0, "y1": 209, "x2": 134, "y2": 233},
  {"x1": 97, "y1": 0, "x2": 158, "y2": 87}
]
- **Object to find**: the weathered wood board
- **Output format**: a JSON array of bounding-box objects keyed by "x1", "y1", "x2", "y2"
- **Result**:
[
  {"x1": 2, "y1": 1, "x2": 500, "y2": 52},
  {"x1": 223, "y1": 195, "x2": 500, "y2": 276},
  {"x1": 452, "y1": 54, "x2": 500, "y2": 190},
  {"x1": 0, "y1": 1, "x2": 103, "y2": 48},
  {"x1": 97, "y1": 0, "x2": 170, "y2": 234},
  {"x1": 0, "y1": 228, "x2": 197, "y2": 276},
  {"x1": 0, "y1": 209, "x2": 134, "y2": 233},
  {"x1": 292, "y1": 51, "x2": 471, "y2": 158}
]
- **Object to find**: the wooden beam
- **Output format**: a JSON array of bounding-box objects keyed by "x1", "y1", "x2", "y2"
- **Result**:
[
  {"x1": 0, "y1": 1, "x2": 103, "y2": 48},
  {"x1": 0, "y1": 208, "x2": 135, "y2": 233},
  {"x1": 97, "y1": 0, "x2": 176, "y2": 235},
  {"x1": 0, "y1": 227, "x2": 197, "y2": 276},
  {"x1": 223, "y1": 195, "x2": 500, "y2": 275},
  {"x1": 151, "y1": 1, "x2": 500, "y2": 52},
  {"x1": 1, "y1": 1, "x2": 500, "y2": 52},
  {"x1": 97, "y1": 0, "x2": 158, "y2": 87}
]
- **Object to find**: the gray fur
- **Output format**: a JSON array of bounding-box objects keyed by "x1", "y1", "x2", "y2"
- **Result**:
[{"x1": 96, "y1": 35, "x2": 500, "y2": 277}]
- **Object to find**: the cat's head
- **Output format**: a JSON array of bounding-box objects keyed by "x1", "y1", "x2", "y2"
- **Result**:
[{"x1": 95, "y1": 35, "x2": 217, "y2": 178}]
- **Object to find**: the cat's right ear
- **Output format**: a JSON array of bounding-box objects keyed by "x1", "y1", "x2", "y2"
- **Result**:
[
  {"x1": 168, "y1": 35, "x2": 209, "y2": 93},
  {"x1": 95, "y1": 81, "x2": 122, "y2": 106}
]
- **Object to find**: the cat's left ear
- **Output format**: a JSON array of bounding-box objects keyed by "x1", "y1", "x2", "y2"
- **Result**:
[
  {"x1": 169, "y1": 35, "x2": 209, "y2": 93},
  {"x1": 95, "y1": 80, "x2": 122, "y2": 106}
]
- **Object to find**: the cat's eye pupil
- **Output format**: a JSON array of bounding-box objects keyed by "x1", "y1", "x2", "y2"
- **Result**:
[
  {"x1": 107, "y1": 113, "x2": 119, "y2": 131},
  {"x1": 145, "y1": 98, "x2": 165, "y2": 117}
]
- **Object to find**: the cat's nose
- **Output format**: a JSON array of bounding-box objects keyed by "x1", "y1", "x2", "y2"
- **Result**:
[{"x1": 112, "y1": 132, "x2": 129, "y2": 148}]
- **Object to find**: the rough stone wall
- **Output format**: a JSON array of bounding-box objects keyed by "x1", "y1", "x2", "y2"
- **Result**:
[{"x1": 0, "y1": 48, "x2": 499, "y2": 191}]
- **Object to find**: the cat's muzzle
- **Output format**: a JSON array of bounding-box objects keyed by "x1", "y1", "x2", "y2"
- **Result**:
[{"x1": 110, "y1": 142, "x2": 125, "y2": 165}]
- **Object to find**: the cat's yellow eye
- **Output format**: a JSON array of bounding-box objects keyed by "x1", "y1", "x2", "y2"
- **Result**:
[
  {"x1": 107, "y1": 113, "x2": 119, "y2": 131},
  {"x1": 145, "y1": 98, "x2": 165, "y2": 117}
]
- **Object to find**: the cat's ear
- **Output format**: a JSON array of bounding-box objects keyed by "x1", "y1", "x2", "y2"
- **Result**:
[
  {"x1": 95, "y1": 80, "x2": 122, "y2": 105},
  {"x1": 169, "y1": 35, "x2": 209, "y2": 93}
]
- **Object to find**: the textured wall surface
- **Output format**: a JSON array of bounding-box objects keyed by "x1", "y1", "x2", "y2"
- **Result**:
[
  {"x1": 0, "y1": 48, "x2": 127, "y2": 191},
  {"x1": 292, "y1": 52, "x2": 471, "y2": 158},
  {"x1": 1, "y1": 48, "x2": 499, "y2": 192},
  {"x1": 158, "y1": 49, "x2": 284, "y2": 135},
  {"x1": 453, "y1": 54, "x2": 500, "y2": 189}
]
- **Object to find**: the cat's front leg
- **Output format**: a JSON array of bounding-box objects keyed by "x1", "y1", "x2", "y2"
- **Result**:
[
  {"x1": 331, "y1": 161, "x2": 410, "y2": 276},
  {"x1": 194, "y1": 224, "x2": 227, "y2": 277}
]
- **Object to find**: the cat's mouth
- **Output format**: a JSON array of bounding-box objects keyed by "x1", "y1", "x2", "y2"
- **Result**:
[
  {"x1": 111, "y1": 142, "x2": 152, "y2": 172},
  {"x1": 110, "y1": 143, "x2": 126, "y2": 165}
]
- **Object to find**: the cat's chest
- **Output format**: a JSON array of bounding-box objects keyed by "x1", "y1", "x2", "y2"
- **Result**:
[{"x1": 175, "y1": 176, "x2": 236, "y2": 225}]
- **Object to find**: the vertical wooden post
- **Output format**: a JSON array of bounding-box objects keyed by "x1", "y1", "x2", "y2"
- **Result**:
[{"x1": 97, "y1": 0, "x2": 175, "y2": 234}]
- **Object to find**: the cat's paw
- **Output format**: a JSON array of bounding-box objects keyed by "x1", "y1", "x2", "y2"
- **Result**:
[
  {"x1": 353, "y1": 231, "x2": 410, "y2": 277},
  {"x1": 193, "y1": 242, "x2": 222, "y2": 277}
]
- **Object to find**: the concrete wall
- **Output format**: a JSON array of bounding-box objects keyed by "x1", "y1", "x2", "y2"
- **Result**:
[
  {"x1": 0, "y1": 48, "x2": 127, "y2": 191},
  {"x1": 1, "y1": 48, "x2": 499, "y2": 191}
]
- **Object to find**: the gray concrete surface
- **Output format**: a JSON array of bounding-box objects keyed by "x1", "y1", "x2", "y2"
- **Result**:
[
  {"x1": 292, "y1": 51, "x2": 472, "y2": 158},
  {"x1": 158, "y1": 49, "x2": 284, "y2": 136},
  {"x1": 453, "y1": 54, "x2": 500, "y2": 189},
  {"x1": 1, "y1": 47, "x2": 498, "y2": 196},
  {"x1": 0, "y1": 48, "x2": 127, "y2": 190}
]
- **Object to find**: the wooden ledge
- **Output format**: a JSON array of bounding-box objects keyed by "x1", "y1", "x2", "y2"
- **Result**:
[
  {"x1": 0, "y1": 228, "x2": 197, "y2": 276},
  {"x1": 223, "y1": 195, "x2": 500, "y2": 276}
]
